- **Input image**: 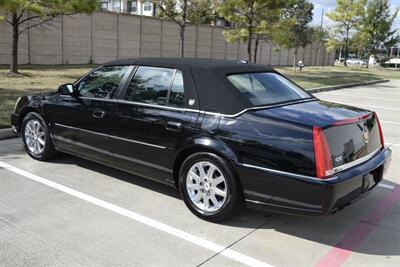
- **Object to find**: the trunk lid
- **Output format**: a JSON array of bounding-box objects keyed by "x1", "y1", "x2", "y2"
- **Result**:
[{"x1": 244, "y1": 99, "x2": 383, "y2": 175}]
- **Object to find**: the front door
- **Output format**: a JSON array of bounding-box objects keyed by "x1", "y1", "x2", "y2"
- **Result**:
[
  {"x1": 48, "y1": 65, "x2": 132, "y2": 165},
  {"x1": 108, "y1": 66, "x2": 199, "y2": 184}
]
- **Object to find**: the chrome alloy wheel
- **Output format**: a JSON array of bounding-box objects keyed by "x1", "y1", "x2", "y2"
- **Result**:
[
  {"x1": 24, "y1": 119, "x2": 45, "y2": 155},
  {"x1": 186, "y1": 161, "x2": 228, "y2": 212}
]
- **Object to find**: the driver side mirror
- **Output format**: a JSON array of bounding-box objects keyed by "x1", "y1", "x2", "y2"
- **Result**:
[{"x1": 58, "y1": 83, "x2": 75, "y2": 96}]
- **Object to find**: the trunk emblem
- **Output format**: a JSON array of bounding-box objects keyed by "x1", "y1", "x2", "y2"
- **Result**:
[
  {"x1": 334, "y1": 155, "x2": 343, "y2": 164},
  {"x1": 362, "y1": 127, "x2": 369, "y2": 143}
]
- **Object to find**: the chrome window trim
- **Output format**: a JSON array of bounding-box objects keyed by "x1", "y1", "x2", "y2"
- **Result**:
[
  {"x1": 54, "y1": 123, "x2": 166, "y2": 149},
  {"x1": 70, "y1": 96, "x2": 316, "y2": 118}
]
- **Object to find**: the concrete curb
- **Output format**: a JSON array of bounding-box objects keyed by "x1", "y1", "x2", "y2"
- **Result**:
[
  {"x1": 308, "y1": 79, "x2": 390, "y2": 93},
  {"x1": 0, "y1": 128, "x2": 17, "y2": 140}
]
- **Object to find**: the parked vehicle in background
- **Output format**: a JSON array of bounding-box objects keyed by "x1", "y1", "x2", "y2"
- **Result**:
[
  {"x1": 10, "y1": 58, "x2": 392, "y2": 221},
  {"x1": 347, "y1": 58, "x2": 367, "y2": 66},
  {"x1": 384, "y1": 58, "x2": 400, "y2": 68}
]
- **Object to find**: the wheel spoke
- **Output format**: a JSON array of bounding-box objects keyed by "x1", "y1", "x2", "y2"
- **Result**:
[
  {"x1": 189, "y1": 170, "x2": 201, "y2": 182},
  {"x1": 197, "y1": 162, "x2": 206, "y2": 178},
  {"x1": 207, "y1": 165, "x2": 216, "y2": 179},
  {"x1": 26, "y1": 125, "x2": 33, "y2": 133},
  {"x1": 187, "y1": 183, "x2": 201, "y2": 190},
  {"x1": 210, "y1": 194, "x2": 220, "y2": 209},
  {"x1": 203, "y1": 195, "x2": 209, "y2": 210},
  {"x1": 37, "y1": 138, "x2": 45, "y2": 146},
  {"x1": 192, "y1": 192, "x2": 202, "y2": 203},
  {"x1": 214, "y1": 188, "x2": 226, "y2": 197},
  {"x1": 212, "y1": 176, "x2": 224, "y2": 185}
]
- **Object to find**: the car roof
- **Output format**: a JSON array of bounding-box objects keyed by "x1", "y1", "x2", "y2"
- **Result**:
[
  {"x1": 103, "y1": 57, "x2": 275, "y2": 71},
  {"x1": 103, "y1": 58, "x2": 278, "y2": 115}
]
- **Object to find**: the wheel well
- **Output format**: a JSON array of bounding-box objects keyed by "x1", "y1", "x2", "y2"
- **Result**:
[
  {"x1": 172, "y1": 146, "x2": 240, "y2": 189},
  {"x1": 19, "y1": 108, "x2": 35, "y2": 128}
]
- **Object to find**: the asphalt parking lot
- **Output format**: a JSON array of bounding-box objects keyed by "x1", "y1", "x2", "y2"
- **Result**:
[{"x1": 1, "y1": 80, "x2": 399, "y2": 267}]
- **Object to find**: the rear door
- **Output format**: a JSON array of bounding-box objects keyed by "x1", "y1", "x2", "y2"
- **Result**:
[
  {"x1": 108, "y1": 66, "x2": 199, "y2": 184},
  {"x1": 49, "y1": 65, "x2": 133, "y2": 164}
]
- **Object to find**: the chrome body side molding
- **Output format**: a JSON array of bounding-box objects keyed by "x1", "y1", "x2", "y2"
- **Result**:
[{"x1": 54, "y1": 123, "x2": 166, "y2": 149}]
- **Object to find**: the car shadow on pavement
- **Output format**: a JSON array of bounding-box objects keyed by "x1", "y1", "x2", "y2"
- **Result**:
[{"x1": 49, "y1": 153, "x2": 182, "y2": 200}]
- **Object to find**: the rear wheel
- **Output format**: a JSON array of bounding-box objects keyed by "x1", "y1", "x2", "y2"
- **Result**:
[
  {"x1": 21, "y1": 112, "x2": 57, "y2": 161},
  {"x1": 179, "y1": 152, "x2": 243, "y2": 221}
]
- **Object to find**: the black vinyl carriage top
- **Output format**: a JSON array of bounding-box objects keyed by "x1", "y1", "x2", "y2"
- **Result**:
[{"x1": 103, "y1": 58, "x2": 311, "y2": 115}]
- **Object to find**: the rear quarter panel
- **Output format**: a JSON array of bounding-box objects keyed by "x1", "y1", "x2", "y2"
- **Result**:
[
  {"x1": 218, "y1": 113, "x2": 315, "y2": 176},
  {"x1": 217, "y1": 113, "x2": 317, "y2": 206}
]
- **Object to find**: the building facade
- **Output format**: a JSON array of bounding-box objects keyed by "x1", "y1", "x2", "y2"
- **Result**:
[{"x1": 99, "y1": 0, "x2": 156, "y2": 16}]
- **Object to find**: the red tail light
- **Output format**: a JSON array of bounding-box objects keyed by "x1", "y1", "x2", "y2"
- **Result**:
[
  {"x1": 313, "y1": 126, "x2": 333, "y2": 179},
  {"x1": 374, "y1": 112, "x2": 384, "y2": 147}
]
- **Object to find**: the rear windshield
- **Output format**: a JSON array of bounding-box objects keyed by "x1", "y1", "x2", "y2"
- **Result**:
[{"x1": 227, "y1": 72, "x2": 312, "y2": 106}]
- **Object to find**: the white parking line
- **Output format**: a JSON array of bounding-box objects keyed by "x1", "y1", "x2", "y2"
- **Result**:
[
  {"x1": 0, "y1": 160, "x2": 273, "y2": 267},
  {"x1": 350, "y1": 89, "x2": 400, "y2": 95},
  {"x1": 378, "y1": 183, "x2": 395, "y2": 190},
  {"x1": 324, "y1": 101, "x2": 400, "y2": 112},
  {"x1": 321, "y1": 92, "x2": 400, "y2": 102},
  {"x1": 380, "y1": 120, "x2": 400, "y2": 126},
  {"x1": 386, "y1": 142, "x2": 400, "y2": 148}
]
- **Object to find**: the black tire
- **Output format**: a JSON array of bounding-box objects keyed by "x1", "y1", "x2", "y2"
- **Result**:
[
  {"x1": 179, "y1": 152, "x2": 243, "y2": 222},
  {"x1": 21, "y1": 112, "x2": 57, "y2": 161}
]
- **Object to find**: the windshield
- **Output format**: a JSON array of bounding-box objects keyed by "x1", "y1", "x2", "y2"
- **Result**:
[{"x1": 227, "y1": 72, "x2": 312, "y2": 106}]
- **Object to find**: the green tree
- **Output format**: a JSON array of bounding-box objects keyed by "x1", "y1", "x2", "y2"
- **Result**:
[
  {"x1": 348, "y1": 30, "x2": 369, "y2": 60},
  {"x1": 273, "y1": 0, "x2": 314, "y2": 70},
  {"x1": 154, "y1": 0, "x2": 215, "y2": 58},
  {"x1": 359, "y1": 0, "x2": 399, "y2": 67},
  {"x1": 326, "y1": 0, "x2": 366, "y2": 66},
  {"x1": 217, "y1": 0, "x2": 283, "y2": 63},
  {"x1": 0, "y1": 0, "x2": 97, "y2": 74},
  {"x1": 312, "y1": 26, "x2": 328, "y2": 67}
]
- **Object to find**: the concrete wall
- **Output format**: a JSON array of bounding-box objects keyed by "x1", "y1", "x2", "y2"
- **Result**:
[{"x1": 0, "y1": 12, "x2": 335, "y2": 66}]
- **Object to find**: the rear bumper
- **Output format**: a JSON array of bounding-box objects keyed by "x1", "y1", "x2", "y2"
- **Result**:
[{"x1": 237, "y1": 147, "x2": 392, "y2": 216}]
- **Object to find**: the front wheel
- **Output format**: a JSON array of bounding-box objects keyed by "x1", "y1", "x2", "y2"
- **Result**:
[
  {"x1": 21, "y1": 112, "x2": 57, "y2": 161},
  {"x1": 179, "y1": 152, "x2": 243, "y2": 222}
]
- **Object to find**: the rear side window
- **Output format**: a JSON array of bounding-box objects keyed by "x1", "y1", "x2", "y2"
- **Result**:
[
  {"x1": 125, "y1": 66, "x2": 185, "y2": 107},
  {"x1": 227, "y1": 72, "x2": 311, "y2": 106},
  {"x1": 168, "y1": 71, "x2": 185, "y2": 107}
]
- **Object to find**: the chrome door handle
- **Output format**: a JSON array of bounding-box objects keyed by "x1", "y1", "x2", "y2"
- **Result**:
[
  {"x1": 165, "y1": 121, "x2": 182, "y2": 132},
  {"x1": 92, "y1": 110, "x2": 106, "y2": 119}
]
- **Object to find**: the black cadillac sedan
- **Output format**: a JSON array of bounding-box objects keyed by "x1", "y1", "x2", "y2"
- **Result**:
[{"x1": 11, "y1": 58, "x2": 392, "y2": 221}]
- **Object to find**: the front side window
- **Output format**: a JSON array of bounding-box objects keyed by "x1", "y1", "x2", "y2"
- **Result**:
[
  {"x1": 125, "y1": 67, "x2": 185, "y2": 107},
  {"x1": 227, "y1": 72, "x2": 311, "y2": 106},
  {"x1": 77, "y1": 66, "x2": 129, "y2": 99}
]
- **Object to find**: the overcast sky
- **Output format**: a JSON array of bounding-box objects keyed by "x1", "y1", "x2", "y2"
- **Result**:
[{"x1": 311, "y1": 0, "x2": 400, "y2": 29}]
